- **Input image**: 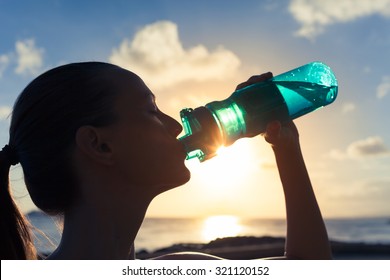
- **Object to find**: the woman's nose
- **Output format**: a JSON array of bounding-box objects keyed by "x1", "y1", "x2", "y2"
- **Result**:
[{"x1": 162, "y1": 113, "x2": 183, "y2": 137}]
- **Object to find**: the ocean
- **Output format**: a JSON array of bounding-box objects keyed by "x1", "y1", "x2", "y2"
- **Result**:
[{"x1": 26, "y1": 211, "x2": 390, "y2": 255}]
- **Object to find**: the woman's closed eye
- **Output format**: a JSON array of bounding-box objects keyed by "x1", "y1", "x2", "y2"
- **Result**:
[
  {"x1": 149, "y1": 106, "x2": 161, "y2": 115},
  {"x1": 148, "y1": 109, "x2": 163, "y2": 121}
]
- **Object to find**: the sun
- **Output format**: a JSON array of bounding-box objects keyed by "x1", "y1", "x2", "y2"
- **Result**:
[
  {"x1": 185, "y1": 139, "x2": 258, "y2": 195},
  {"x1": 201, "y1": 215, "x2": 243, "y2": 242}
]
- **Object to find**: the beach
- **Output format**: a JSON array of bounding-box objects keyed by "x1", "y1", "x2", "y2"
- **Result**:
[{"x1": 135, "y1": 236, "x2": 390, "y2": 260}]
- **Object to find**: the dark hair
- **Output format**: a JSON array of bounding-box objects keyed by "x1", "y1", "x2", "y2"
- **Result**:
[{"x1": 1, "y1": 62, "x2": 121, "y2": 259}]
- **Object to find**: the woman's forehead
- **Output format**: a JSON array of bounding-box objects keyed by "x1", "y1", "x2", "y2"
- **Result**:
[
  {"x1": 106, "y1": 68, "x2": 156, "y2": 111},
  {"x1": 109, "y1": 68, "x2": 154, "y2": 101}
]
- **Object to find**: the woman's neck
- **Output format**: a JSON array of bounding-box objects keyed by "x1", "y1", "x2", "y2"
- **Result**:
[{"x1": 48, "y1": 192, "x2": 151, "y2": 260}]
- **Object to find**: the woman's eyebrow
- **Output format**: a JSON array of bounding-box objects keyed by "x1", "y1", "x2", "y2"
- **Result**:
[
  {"x1": 140, "y1": 92, "x2": 157, "y2": 108},
  {"x1": 148, "y1": 93, "x2": 157, "y2": 104}
]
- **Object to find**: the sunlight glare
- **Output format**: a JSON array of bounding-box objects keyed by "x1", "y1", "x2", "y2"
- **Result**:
[
  {"x1": 185, "y1": 139, "x2": 258, "y2": 191},
  {"x1": 201, "y1": 215, "x2": 243, "y2": 242}
]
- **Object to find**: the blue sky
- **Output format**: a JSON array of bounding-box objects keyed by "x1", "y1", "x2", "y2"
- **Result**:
[{"x1": 1, "y1": 0, "x2": 389, "y2": 218}]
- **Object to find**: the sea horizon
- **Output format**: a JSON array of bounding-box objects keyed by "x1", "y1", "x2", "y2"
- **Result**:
[{"x1": 24, "y1": 209, "x2": 390, "y2": 220}]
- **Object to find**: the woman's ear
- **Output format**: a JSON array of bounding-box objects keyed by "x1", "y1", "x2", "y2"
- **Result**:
[{"x1": 75, "y1": 126, "x2": 114, "y2": 165}]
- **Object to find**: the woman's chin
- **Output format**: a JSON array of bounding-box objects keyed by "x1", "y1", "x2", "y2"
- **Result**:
[{"x1": 154, "y1": 170, "x2": 191, "y2": 194}]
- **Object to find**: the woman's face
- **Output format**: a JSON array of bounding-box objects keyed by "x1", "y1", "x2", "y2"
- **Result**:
[{"x1": 104, "y1": 68, "x2": 190, "y2": 194}]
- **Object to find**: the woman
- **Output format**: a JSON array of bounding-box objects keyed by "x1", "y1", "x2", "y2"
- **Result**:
[{"x1": 0, "y1": 62, "x2": 332, "y2": 259}]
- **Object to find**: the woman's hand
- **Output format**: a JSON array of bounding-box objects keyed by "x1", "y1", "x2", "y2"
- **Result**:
[
  {"x1": 235, "y1": 72, "x2": 273, "y2": 90},
  {"x1": 263, "y1": 120, "x2": 300, "y2": 153}
]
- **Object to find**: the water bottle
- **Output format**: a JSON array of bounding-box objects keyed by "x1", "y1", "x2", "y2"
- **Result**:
[{"x1": 179, "y1": 61, "x2": 338, "y2": 161}]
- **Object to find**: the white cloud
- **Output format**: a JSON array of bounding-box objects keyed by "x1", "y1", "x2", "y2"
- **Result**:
[
  {"x1": 348, "y1": 136, "x2": 389, "y2": 157},
  {"x1": 109, "y1": 21, "x2": 241, "y2": 89},
  {"x1": 289, "y1": 0, "x2": 390, "y2": 39},
  {"x1": 0, "y1": 106, "x2": 12, "y2": 121},
  {"x1": 377, "y1": 75, "x2": 390, "y2": 99},
  {"x1": 15, "y1": 39, "x2": 44, "y2": 75},
  {"x1": 329, "y1": 136, "x2": 390, "y2": 160},
  {"x1": 0, "y1": 54, "x2": 10, "y2": 78}
]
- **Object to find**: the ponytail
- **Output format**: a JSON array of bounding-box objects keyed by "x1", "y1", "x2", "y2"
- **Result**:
[{"x1": 0, "y1": 145, "x2": 36, "y2": 259}]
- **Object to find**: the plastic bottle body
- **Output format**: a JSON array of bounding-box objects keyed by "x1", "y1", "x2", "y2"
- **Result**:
[
  {"x1": 180, "y1": 62, "x2": 338, "y2": 161},
  {"x1": 206, "y1": 81, "x2": 289, "y2": 145}
]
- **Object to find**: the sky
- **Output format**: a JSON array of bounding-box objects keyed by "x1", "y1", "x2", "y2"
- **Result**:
[{"x1": 0, "y1": 0, "x2": 389, "y2": 219}]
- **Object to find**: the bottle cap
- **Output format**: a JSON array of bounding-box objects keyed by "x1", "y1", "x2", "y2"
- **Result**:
[{"x1": 179, "y1": 107, "x2": 223, "y2": 161}]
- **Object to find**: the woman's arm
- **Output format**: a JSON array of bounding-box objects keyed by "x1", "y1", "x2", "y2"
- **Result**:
[
  {"x1": 264, "y1": 120, "x2": 332, "y2": 259},
  {"x1": 238, "y1": 73, "x2": 331, "y2": 259}
]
